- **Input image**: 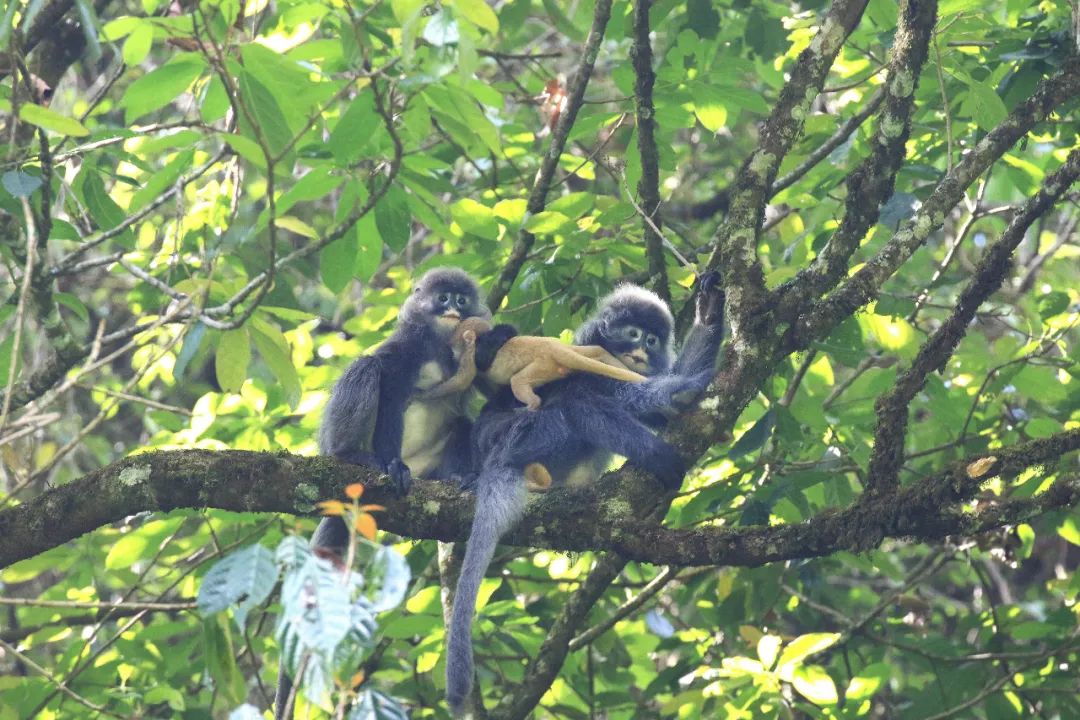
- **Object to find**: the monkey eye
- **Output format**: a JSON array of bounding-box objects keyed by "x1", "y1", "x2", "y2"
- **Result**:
[
  {"x1": 625, "y1": 327, "x2": 642, "y2": 342},
  {"x1": 455, "y1": 294, "x2": 468, "y2": 308},
  {"x1": 437, "y1": 293, "x2": 450, "y2": 304},
  {"x1": 645, "y1": 335, "x2": 659, "y2": 348}
]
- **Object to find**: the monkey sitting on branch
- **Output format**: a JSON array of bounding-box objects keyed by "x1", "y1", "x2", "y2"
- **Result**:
[{"x1": 416, "y1": 316, "x2": 647, "y2": 411}]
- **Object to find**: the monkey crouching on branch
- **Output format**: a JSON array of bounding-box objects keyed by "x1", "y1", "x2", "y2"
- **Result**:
[
  {"x1": 445, "y1": 275, "x2": 726, "y2": 713},
  {"x1": 275, "y1": 267, "x2": 503, "y2": 720}
]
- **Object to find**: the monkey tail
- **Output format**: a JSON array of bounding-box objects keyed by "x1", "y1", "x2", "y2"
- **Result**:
[{"x1": 446, "y1": 466, "x2": 527, "y2": 715}]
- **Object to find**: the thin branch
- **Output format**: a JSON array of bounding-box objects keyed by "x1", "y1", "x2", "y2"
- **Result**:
[
  {"x1": 865, "y1": 148, "x2": 1080, "y2": 494},
  {"x1": 630, "y1": 0, "x2": 669, "y2": 302},
  {"x1": 485, "y1": 0, "x2": 614, "y2": 313}
]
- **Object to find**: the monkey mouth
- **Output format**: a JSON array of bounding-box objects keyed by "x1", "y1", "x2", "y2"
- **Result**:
[
  {"x1": 440, "y1": 310, "x2": 462, "y2": 320},
  {"x1": 622, "y1": 352, "x2": 649, "y2": 371}
]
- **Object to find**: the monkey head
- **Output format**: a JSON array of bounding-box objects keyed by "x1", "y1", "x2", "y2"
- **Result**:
[
  {"x1": 400, "y1": 267, "x2": 490, "y2": 335},
  {"x1": 575, "y1": 285, "x2": 674, "y2": 375}
]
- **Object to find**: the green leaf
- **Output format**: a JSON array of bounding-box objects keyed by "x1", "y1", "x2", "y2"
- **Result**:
[
  {"x1": 80, "y1": 171, "x2": 129, "y2": 242},
  {"x1": 197, "y1": 543, "x2": 278, "y2": 628},
  {"x1": 1037, "y1": 291, "x2": 1070, "y2": 319},
  {"x1": 451, "y1": 198, "x2": 500, "y2": 240},
  {"x1": 105, "y1": 517, "x2": 185, "y2": 570},
  {"x1": 777, "y1": 632, "x2": 840, "y2": 672},
  {"x1": 130, "y1": 148, "x2": 195, "y2": 211},
  {"x1": 792, "y1": 665, "x2": 838, "y2": 705},
  {"x1": 329, "y1": 92, "x2": 378, "y2": 165},
  {"x1": 375, "y1": 184, "x2": 411, "y2": 252},
  {"x1": 453, "y1": 0, "x2": 499, "y2": 33},
  {"x1": 122, "y1": 22, "x2": 153, "y2": 66},
  {"x1": 846, "y1": 662, "x2": 888, "y2": 701},
  {"x1": 120, "y1": 55, "x2": 205, "y2": 124},
  {"x1": 355, "y1": 214, "x2": 383, "y2": 283},
  {"x1": 19, "y1": 103, "x2": 90, "y2": 137},
  {"x1": 2, "y1": 170, "x2": 43, "y2": 198},
  {"x1": 215, "y1": 328, "x2": 251, "y2": 393},
  {"x1": 349, "y1": 690, "x2": 409, "y2": 720},
  {"x1": 54, "y1": 292, "x2": 89, "y2": 323},
  {"x1": 237, "y1": 69, "x2": 295, "y2": 159},
  {"x1": 693, "y1": 85, "x2": 729, "y2": 133},
  {"x1": 174, "y1": 321, "x2": 207, "y2": 379},
  {"x1": 523, "y1": 211, "x2": 571, "y2": 234},
  {"x1": 203, "y1": 615, "x2": 247, "y2": 707},
  {"x1": 321, "y1": 231, "x2": 358, "y2": 293},
  {"x1": 728, "y1": 410, "x2": 775, "y2": 460},
  {"x1": 250, "y1": 319, "x2": 301, "y2": 409},
  {"x1": 369, "y1": 546, "x2": 411, "y2": 613},
  {"x1": 962, "y1": 80, "x2": 1008, "y2": 132}
]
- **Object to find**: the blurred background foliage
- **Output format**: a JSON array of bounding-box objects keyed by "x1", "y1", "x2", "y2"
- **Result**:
[{"x1": 1, "y1": 0, "x2": 1079, "y2": 717}]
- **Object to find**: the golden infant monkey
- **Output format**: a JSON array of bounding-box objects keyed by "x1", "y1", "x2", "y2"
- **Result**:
[{"x1": 417, "y1": 317, "x2": 647, "y2": 491}]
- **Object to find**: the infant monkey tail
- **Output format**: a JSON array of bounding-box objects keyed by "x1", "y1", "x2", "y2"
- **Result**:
[{"x1": 446, "y1": 467, "x2": 527, "y2": 714}]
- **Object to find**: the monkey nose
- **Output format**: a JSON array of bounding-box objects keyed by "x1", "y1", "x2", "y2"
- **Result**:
[{"x1": 627, "y1": 350, "x2": 648, "y2": 364}]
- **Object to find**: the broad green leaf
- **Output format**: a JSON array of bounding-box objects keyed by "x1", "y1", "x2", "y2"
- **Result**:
[
  {"x1": 375, "y1": 184, "x2": 411, "y2": 252},
  {"x1": 453, "y1": 0, "x2": 499, "y2": 33},
  {"x1": 144, "y1": 686, "x2": 185, "y2": 711},
  {"x1": 450, "y1": 198, "x2": 500, "y2": 240},
  {"x1": 122, "y1": 22, "x2": 153, "y2": 65},
  {"x1": 355, "y1": 214, "x2": 383, "y2": 283},
  {"x1": 758, "y1": 634, "x2": 782, "y2": 670},
  {"x1": 215, "y1": 328, "x2": 250, "y2": 393},
  {"x1": 792, "y1": 665, "x2": 838, "y2": 705},
  {"x1": 121, "y1": 55, "x2": 205, "y2": 123},
  {"x1": 846, "y1": 662, "x2": 888, "y2": 701},
  {"x1": 275, "y1": 216, "x2": 318, "y2": 239},
  {"x1": 203, "y1": 616, "x2": 247, "y2": 707},
  {"x1": 321, "y1": 232, "x2": 358, "y2": 293},
  {"x1": 369, "y1": 546, "x2": 411, "y2": 613},
  {"x1": 329, "y1": 91, "x2": 378, "y2": 165},
  {"x1": 777, "y1": 632, "x2": 841, "y2": 672},
  {"x1": 174, "y1": 321, "x2": 208, "y2": 379},
  {"x1": 237, "y1": 69, "x2": 294, "y2": 159},
  {"x1": 105, "y1": 517, "x2": 185, "y2": 570},
  {"x1": 693, "y1": 85, "x2": 729, "y2": 132},
  {"x1": 728, "y1": 410, "x2": 775, "y2": 460},
  {"x1": 197, "y1": 543, "x2": 278, "y2": 628},
  {"x1": 523, "y1": 211, "x2": 571, "y2": 234},
  {"x1": 130, "y1": 148, "x2": 194, "y2": 211},
  {"x1": 19, "y1": 104, "x2": 90, "y2": 137},
  {"x1": 250, "y1": 320, "x2": 301, "y2": 408},
  {"x1": 348, "y1": 689, "x2": 409, "y2": 720},
  {"x1": 2, "y1": 170, "x2": 42, "y2": 198}
]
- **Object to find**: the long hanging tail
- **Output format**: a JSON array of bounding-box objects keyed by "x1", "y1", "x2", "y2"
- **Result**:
[{"x1": 446, "y1": 467, "x2": 527, "y2": 715}]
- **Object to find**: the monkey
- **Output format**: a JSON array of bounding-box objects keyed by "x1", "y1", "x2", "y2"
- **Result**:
[
  {"x1": 417, "y1": 316, "x2": 648, "y2": 409},
  {"x1": 445, "y1": 274, "x2": 726, "y2": 713},
  {"x1": 275, "y1": 267, "x2": 501, "y2": 720}
]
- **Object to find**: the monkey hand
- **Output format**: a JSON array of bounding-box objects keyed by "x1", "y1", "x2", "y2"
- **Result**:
[
  {"x1": 383, "y1": 457, "x2": 413, "y2": 496},
  {"x1": 670, "y1": 369, "x2": 714, "y2": 410},
  {"x1": 695, "y1": 271, "x2": 725, "y2": 327}
]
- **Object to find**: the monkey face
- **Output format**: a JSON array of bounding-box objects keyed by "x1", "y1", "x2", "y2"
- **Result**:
[
  {"x1": 576, "y1": 285, "x2": 675, "y2": 376},
  {"x1": 400, "y1": 267, "x2": 489, "y2": 332}
]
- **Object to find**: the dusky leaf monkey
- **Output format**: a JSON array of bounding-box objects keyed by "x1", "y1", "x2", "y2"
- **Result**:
[{"x1": 445, "y1": 274, "x2": 726, "y2": 713}]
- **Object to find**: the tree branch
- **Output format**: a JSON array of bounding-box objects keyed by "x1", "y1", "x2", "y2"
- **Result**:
[
  {"x1": 780, "y1": 0, "x2": 938, "y2": 309},
  {"x1": 630, "y1": 0, "x2": 669, "y2": 303},
  {"x1": 703, "y1": 0, "x2": 869, "y2": 330},
  {"x1": 485, "y1": 0, "x2": 614, "y2": 313},
  {"x1": 866, "y1": 148, "x2": 1080, "y2": 494},
  {"x1": 2, "y1": 429, "x2": 1075, "y2": 571},
  {"x1": 792, "y1": 55, "x2": 1080, "y2": 348}
]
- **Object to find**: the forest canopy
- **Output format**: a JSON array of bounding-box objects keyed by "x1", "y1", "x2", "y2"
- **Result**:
[{"x1": 1, "y1": 0, "x2": 1079, "y2": 718}]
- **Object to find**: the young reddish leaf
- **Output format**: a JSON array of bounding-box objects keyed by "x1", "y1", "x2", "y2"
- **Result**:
[
  {"x1": 359, "y1": 504, "x2": 386, "y2": 513},
  {"x1": 354, "y1": 513, "x2": 377, "y2": 540},
  {"x1": 317, "y1": 500, "x2": 346, "y2": 516},
  {"x1": 344, "y1": 483, "x2": 365, "y2": 500}
]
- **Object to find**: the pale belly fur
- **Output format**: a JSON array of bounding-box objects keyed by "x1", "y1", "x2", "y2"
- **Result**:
[{"x1": 401, "y1": 360, "x2": 462, "y2": 477}]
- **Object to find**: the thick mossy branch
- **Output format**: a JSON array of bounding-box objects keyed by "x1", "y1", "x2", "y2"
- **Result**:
[
  {"x1": 2, "y1": 430, "x2": 1076, "y2": 571},
  {"x1": 704, "y1": 0, "x2": 869, "y2": 328}
]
